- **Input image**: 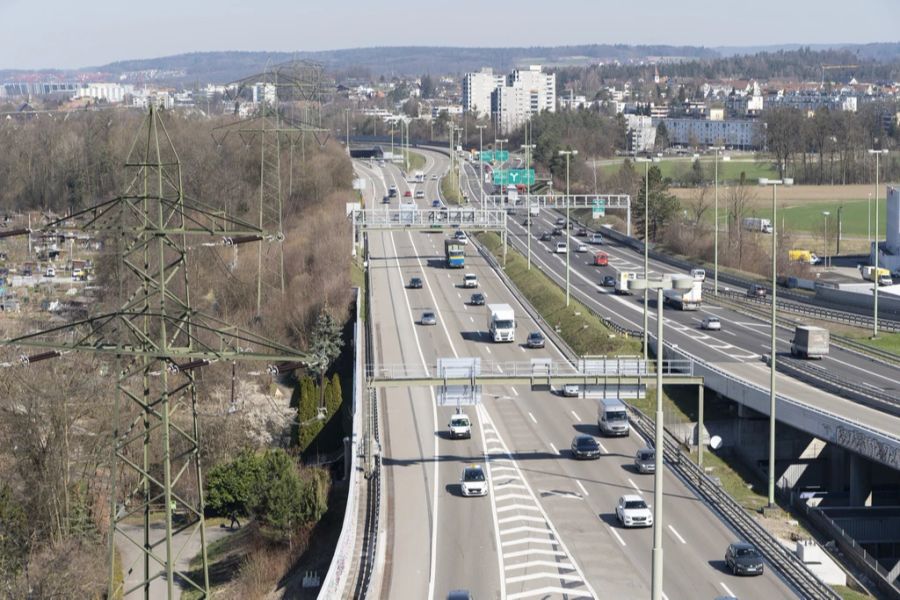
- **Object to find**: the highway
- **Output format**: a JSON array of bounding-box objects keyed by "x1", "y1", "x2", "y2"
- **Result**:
[
  {"x1": 355, "y1": 150, "x2": 798, "y2": 599},
  {"x1": 457, "y1": 156, "x2": 900, "y2": 444}
]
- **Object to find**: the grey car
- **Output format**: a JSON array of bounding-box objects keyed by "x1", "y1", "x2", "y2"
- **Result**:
[
  {"x1": 634, "y1": 447, "x2": 655, "y2": 473},
  {"x1": 526, "y1": 331, "x2": 545, "y2": 348},
  {"x1": 420, "y1": 311, "x2": 437, "y2": 326},
  {"x1": 725, "y1": 542, "x2": 765, "y2": 576}
]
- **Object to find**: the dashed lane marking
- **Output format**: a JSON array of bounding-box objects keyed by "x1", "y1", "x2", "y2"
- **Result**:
[
  {"x1": 668, "y1": 524, "x2": 687, "y2": 544},
  {"x1": 576, "y1": 480, "x2": 589, "y2": 497}
]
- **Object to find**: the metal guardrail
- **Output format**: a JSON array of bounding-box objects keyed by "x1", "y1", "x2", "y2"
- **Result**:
[
  {"x1": 776, "y1": 357, "x2": 900, "y2": 417},
  {"x1": 628, "y1": 406, "x2": 841, "y2": 600}
]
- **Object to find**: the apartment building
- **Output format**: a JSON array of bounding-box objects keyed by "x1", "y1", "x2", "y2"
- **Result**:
[{"x1": 462, "y1": 68, "x2": 505, "y2": 118}]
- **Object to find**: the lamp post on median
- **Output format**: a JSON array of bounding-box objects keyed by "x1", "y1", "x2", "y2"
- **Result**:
[
  {"x1": 869, "y1": 149, "x2": 888, "y2": 338},
  {"x1": 763, "y1": 179, "x2": 782, "y2": 508},
  {"x1": 822, "y1": 211, "x2": 831, "y2": 269},
  {"x1": 710, "y1": 146, "x2": 725, "y2": 296},
  {"x1": 476, "y1": 124, "x2": 487, "y2": 206},
  {"x1": 496, "y1": 138, "x2": 508, "y2": 209},
  {"x1": 636, "y1": 157, "x2": 651, "y2": 361},
  {"x1": 523, "y1": 143, "x2": 536, "y2": 270},
  {"x1": 559, "y1": 150, "x2": 578, "y2": 306},
  {"x1": 628, "y1": 273, "x2": 693, "y2": 600}
]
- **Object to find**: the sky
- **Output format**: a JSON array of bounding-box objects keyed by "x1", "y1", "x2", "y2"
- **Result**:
[{"x1": 2, "y1": 0, "x2": 898, "y2": 70}]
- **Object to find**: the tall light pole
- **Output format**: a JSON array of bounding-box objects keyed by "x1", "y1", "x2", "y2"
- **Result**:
[
  {"x1": 345, "y1": 107, "x2": 350, "y2": 152},
  {"x1": 763, "y1": 179, "x2": 782, "y2": 507},
  {"x1": 869, "y1": 149, "x2": 888, "y2": 338},
  {"x1": 822, "y1": 211, "x2": 831, "y2": 269},
  {"x1": 636, "y1": 157, "x2": 651, "y2": 361},
  {"x1": 628, "y1": 274, "x2": 692, "y2": 600},
  {"x1": 868, "y1": 192, "x2": 872, "y2": 247},
  {"x1": 496, "y1": 138, "x2": 508, "y2": 209},
  {"x1": 476, "y1": 124, "x2": 487, "y2": 205},
  {"x1": 523, "y1": 143, "x2": 536, "y2": 270},
  {"x1": 559, "y1": 150, "x2": 578, "y2": 306},
  {"x1": 710, "y1": 146, "x2": 724, "y2": 296}
]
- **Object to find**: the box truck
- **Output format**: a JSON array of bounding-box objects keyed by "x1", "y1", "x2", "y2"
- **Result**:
[
  {"x1": 790, "y1": 326, "x2": 829, "y2": 359},
  {"x1": 487, "y1": 304, "x2": 516, "y2": 342},
  {"x1": 663, "y1": 275, "x2": 703, "y2": 310},
  {"x1": 742, "y1": 217, "x2": 773, "y2": 233}
]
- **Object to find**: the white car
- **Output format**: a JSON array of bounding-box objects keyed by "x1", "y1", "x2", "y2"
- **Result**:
[
  {"x1": 431, "y1": 174, "x2": 438, "y2": 180},
  {"x1": 460, "y1": 465, "x2": 487, "y2": 497},
  {"x1": 555, "y1": 242, "x2": 567, "y2": 254},
  {"x1": 463, "y1": 273, "x2": 478, "y2": 288},
  {"x1": 415, "y1": 190, "x2": 425, "y2": 199},
  {"x1": 589, "y1": 233, "x2": 604, "y2": 244},
  {"x1": 576, "y1": 244, "x2": 588, "y2": 253},
  {"x1": 449, "y1": 413, "x2": 472, "y2": 439},
  {"x1": 44, "y1": 267, "x2": 56, "y2": 278},
  {"x1": 455, "y1": 231, "x2": 469, "y2": 245},
  {"x1": 701, "y1": 316, "x2": 722, "y2": 331},
  {"x1": 562, "y1": 384, "x2": 579, "y2": 397},
  {"x1": 616, "y1": 494, "x2": 653, "y2": 527}
]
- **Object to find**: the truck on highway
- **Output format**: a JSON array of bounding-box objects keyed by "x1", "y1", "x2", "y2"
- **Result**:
[
  {"x1": 444, "y1": 239, "x2": 466, "y2": 268},
  {"x1": 663, "y1": 274, "x2": 702, "y2": 310},
  {"x1": 593, "y1": 251, "x2": 609, "y2": 266},
  {"x1": 790, "y1": 325, "x2": 830, "y2": 359},
  {"x1": 597, "y1": 398, "x2": 630, "y2": 436},
  {"x1": 487, "y1": 303, "x2": 516, "y2": 342},
  {"x1": 789, "y1": 249, "x2": 821, "y2": 264},
  {"x1": 860, "y1": 265, "x2": 893, "y2": 286},
  {"x1": 742, "y1": 217, "x2": 774, "y2": 234},
  {"x1": 615, "y1": 271, "x2": 636, "y2": 295}
]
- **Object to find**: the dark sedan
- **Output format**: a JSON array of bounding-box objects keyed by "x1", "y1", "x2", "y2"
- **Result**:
[
  {"x1": 526, "y1": 331, "x2": 545, "y2": 348},
  {"x1": 551, "y1": 227, "x2": 563, "y2": 236},
  {"x1": 469, "y1": 293, "x2": 486, "y2": 306},
  {"x1": 725, "y1": 542, "x2": 765, "y2": 576},
  {"x1": 602, "y1": 275, "x2": 616, "y2": 288},
  {"x1": 540, "y1": 232, "x2": 553, "y2": 242},
  {"x1": 570, "y1": 435, "x2": 601, "y2": 459},
  {"x1": 408, "y1": 277, "x2": 423, "y2": 289}
]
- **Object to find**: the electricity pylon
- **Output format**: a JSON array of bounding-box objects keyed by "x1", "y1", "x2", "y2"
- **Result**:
[
  {"x1": 212, "y1": 60, "x2": 333, "y2": 318},
  {"x1": 5, "y1": 107, "x2": 311, "y2": 599}
]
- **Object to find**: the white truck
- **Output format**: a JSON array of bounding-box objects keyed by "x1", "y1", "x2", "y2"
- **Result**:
[
  {"x1": 663, "y1": 274, "x2": 703, "y2": 310},
  {"x1": 790, "y1": 325, "x2": 829, "y2": 359},
  {"x1": 487, "y1": 303, "x2": 516, "y2": 342},
  {"x1": 860, "y1": 265, "x2": 893, "y2": 286},
  {"x1": 742, "y1": 217, "x2": 773, "y2": 233},
  {"x1": 615, "y1": 271, "x2": 636, "y2": 295}
]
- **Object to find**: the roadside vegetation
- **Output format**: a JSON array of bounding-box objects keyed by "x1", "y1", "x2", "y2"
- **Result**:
[{"x1": 441, "y1": 170, "x2": 463, "y2": 205}]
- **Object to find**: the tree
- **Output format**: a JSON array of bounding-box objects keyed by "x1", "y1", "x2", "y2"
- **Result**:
[
  {"x1": 655, "y1": 122, "x2": 669, "y2": 151},
  {"x1": 764, "y1": 107, "x2": 804, "y2": 179},
  {"x1": 309, "y1": 308, "x2": 344, "y2": 410},
  {"x1": 420, "y1": 74, "x2": 436, "y2": 99},
  {"x1": 0, "y1": 485, "x2": 29, "y2": 585},
  {"x1": 205, "y1": 449, "x2": 263, "y2": 526},
  {"x1": 255, "y1": 450, "x2": 306, "y2": 547},
  {"x1": 634, "y1": 166, "x2": 680, "y2": 241},
  {"x1": 727, "y1": 172, "x2": 757, "y2": 269}
]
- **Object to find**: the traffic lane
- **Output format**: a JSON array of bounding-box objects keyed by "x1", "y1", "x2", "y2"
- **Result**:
[{"x1": 368, "y1": 228, "x2": 439, "y2": 599}]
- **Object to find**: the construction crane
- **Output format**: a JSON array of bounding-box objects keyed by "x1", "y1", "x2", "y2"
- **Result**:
[{"x1": 821, "y1": 64, "x2": 859, "y2": 86}]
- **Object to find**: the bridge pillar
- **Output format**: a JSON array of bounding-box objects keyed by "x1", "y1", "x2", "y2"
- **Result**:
[
  {"x1": 827, "y1": 444, "x2": 848, "y2": 494},
  {"x1": 849, "y1": 452, "x2": 873, "y2": 507}
]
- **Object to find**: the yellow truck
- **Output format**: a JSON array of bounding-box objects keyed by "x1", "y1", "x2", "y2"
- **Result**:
[
  {"x1": 788, "y1": 249, "x2": 821, "y2": 265},
  {"x1": 860, "y1": 266, "x2": 893, "y2": 286}
]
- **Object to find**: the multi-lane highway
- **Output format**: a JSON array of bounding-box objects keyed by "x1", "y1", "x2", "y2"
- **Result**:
[{"x1": 356, "y1": 150, "x2": 799, "y2": 600}]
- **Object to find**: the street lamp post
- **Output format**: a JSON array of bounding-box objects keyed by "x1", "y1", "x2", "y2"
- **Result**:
[
  {"x1": 522, "y1": 143, "x2": 537, "y2": 270},
  {"x1": 869, "y1": 149, "x2": 888, "y2": 338},
  {"x1": 763, "y1": 179, "x2": 782, "y2": 507},
  {"x1": 710, "y1": 146, "x2": 725, "y2": 296},
  {"x1": 476, "y1": 125, "x2": 487, "y2": 206},
  {"x1": 636, "y1": 157, "x2": 651, "y2": 361},
  {"x1": 628, "y1": 274, "x2": 692, "y2": 600},
  {"x1": 822, "y1": 211, "x2": 831, "y2": 269},
  {"x1": 496, "y1": 138, "x2": 508, "y2": 210},
  {"x1": 559, "y1": 150, "x2": 578, "y2": 306}
]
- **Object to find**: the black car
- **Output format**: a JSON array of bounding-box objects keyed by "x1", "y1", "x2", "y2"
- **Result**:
[
  {"x1": 526, "y1": 331, "x2": 545, "y2": 348},
  {"x1": 447, "y1": 590, "x2": 473, "y2": 600},
  {"x1": 469, "y1": 293, "x2": 485, "y2": 306},
  {"x1": 383, "y1": 195, "x2": 391, "y2": 204},
  {"x1": 570, "y1": 435, "x2": 601, "y2": 459},
  {"x1": 725, "y1": 542, "x2": 765, "y2": 576},
  {"x1": 551, "y1": 227, "x2": 563, "y2": 236},
  {"x1": 540, "y1": 232, "x2": 553, "y2": 242},
  {"x1": 408, "y1": 277, "x2": 423, "y2": 289},
  {"x1": 576, "y1": 227, "x2": 587, "y2": 236},
  {"x1": 602, "y1": 275, "x2": 616, "y2": 287},
  {"x1": 747, "y1": 284, "x2": 767, "y2": 298},
  {"x1": 555, "y1": 217, "x2": 566, "y2": 226}
]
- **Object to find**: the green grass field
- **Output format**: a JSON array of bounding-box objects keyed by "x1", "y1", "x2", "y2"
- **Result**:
[
  {"x1": 599, "y1": 157, "x2": 779, "y2": 184},
  {"x1": 404, "y1": 150, "x2": 426, "y2": 173},
  {"x1": 746, "y1": 199, "x2": 886, "y2": 238},
  {"x1": 441, "y1": 171, "x2": 462, "y2": 204}
]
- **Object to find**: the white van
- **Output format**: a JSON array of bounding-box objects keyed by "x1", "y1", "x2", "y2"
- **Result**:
[
  {"x1": 598, "y1": 398, "x2": 630, "y2": 436},
  {"x1": 589, "y1": 233, "x2": 604, "y2": 245},
  {"x1": 449, "y1": 413, "x2": 472, "y2": 439},
  {"x1": 691, "y1": 268, "x2": 706, "y2": 282}
]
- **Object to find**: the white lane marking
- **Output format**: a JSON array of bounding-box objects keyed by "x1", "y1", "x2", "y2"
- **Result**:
[
  {"x1": 505, "y1": 560, "x2": 575, "y2": 571},
  {"x1": 628, "y1": 478, "x2": 643, "y2": 495},
  {"x1": 496, "y1": 503, "x2": 541, "y2": 513},
  {"x1": 476, "y1": 399, "x2": 506, "y2": 600},
  {"x1": 498, "y1": 515, "x2": 545, "y2": 525},
  {"x1": 549, "y1": 442, "x2": 559, "y2": 455},
  {"x1": 667, "y1": 524, "x2": 687, "y2": 544},
  {"x1": 596, "y1": 441, "x2": 608, "y2": 453},
  {"x1": 503, "y1": 548, "x2": 567, "y2": 559},
  {"x1": 511, "y1": 386, "x2": 519, "y2": 396},
  {"x1": 570, "y1": 410, "x2": 581, "y2": 421},
  {"x1": 486, "y1": 346, "x2": 492, "y2": 354},
  {"x1": 506, "y1": 572, "x2": 584, "y2": 584},
  {"x1": 457, "y1": 292, "x2": 461, "y2": 298},
  {"x1": 608, "y1": 525, "x2": 626, "y2": 547},
  {"x1": 576, "y1": 480, "x2": 589, "y2": 497},
  {"x1": 720, "y1": 583, "x2": 736, "y2": 597},
  {"x1": 507, "y1": 587, "x2": 594, "y2": 600},
  {"x1": 495, "y1": 493, "x2": 533, "y2": 503},
  {"x1": 528, "y1": 412, "x2": 537, "y2": 424},
  {"x1": 470, "y1": 316, "x2": 474, "y2": 323},
  {"x1": 497, "y1": 364, "x2": 504, "y2": 373},
  {"x1": 501, "y1": 537, "x2": 559, "y2": 548},
  {"x1": 519, "y1": 346, "x2": 526, "y2": 352},
  {"x1": 499, "y1": 525, "x2": 554, "y2": 536}
]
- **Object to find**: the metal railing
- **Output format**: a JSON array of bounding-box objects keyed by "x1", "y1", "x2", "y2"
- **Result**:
[
  {"x1": 629, "y1": 406, "x2": 841, "y2": 600},
  {"x1": 352, "y1": 207, "x2": 506, "y2": 231},
  {"x1": 776, "y1": 357, "x2": 900, "y2": 417}
]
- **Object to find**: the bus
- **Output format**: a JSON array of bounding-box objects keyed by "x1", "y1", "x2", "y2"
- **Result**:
[{"x1": 444, "y1": 239, "x2": 466, "y2": 268}]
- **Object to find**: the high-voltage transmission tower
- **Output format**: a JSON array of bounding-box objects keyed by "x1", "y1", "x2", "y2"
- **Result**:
[
  {"x1": 212, "y1": 60, "x2": 334, "y2": 317},
  {"x1": 4, "y1": 107, "x2": 311, "y2": 599}
]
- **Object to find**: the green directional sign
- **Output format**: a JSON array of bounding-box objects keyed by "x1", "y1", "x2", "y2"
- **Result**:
[
  {"x1": 479, "y1": 150, "x2": 509, "y2": 162},
  {"x1": 492, "y1": 169, "x2": 535, "y2": 185},
  {"x1": 592, "y1": 197, "x2": 606, "y2": 219}
]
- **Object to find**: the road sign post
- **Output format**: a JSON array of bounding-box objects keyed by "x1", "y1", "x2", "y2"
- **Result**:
[{"x1": 592, "y1": 197, "x2": 606, "y2": 219}]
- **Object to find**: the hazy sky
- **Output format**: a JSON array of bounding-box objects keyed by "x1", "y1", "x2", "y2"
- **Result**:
[{"x1": 2, "y1": 0, "x2": 898, "y2": 70}]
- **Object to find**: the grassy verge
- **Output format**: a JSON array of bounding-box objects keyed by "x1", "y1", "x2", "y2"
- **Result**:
[
  {"x1": 846, "y1": 331, "x2": 900, "y2": 355},
  {"x1": 833, "y1": 585, "x2": 874, "y2": 600},
  {"x1": 350, "y1": 259, "x2": 366, "y2": 320},
  {"x1": 403, "y1": 150, "x2": 426, "y2": 173},
  {"x1": 598, "y1": 157, "x2": 778, "y2": 185},
  {"x1": 477, "y1": 232, "x2": 640, "y2": 356},
  {"x1": 441, "y1": 170, "x2": 462, "y2": 205}
]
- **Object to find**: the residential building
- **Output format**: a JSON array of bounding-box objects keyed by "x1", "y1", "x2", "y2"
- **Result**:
[
  {"x1": 462, "y1": 67, "x2": 505, "y2": 118},
  {"x1": 74, "y1": 83, "x2": 134, "y2": 104},
  {"x1": 491, "y1": 65, "x2": 556, "y2": 133},
  {"x1": 560, "y1": 91, "x2": 588, "y2": 111},
  {"x1": 624, "y1": 114, "x2": 656, "y2": 153},
  {"x1": 655, "y1": 117, "x2": 761, "y2": 150}
]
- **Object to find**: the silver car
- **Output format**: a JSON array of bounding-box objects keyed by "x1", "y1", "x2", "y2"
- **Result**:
[
  {"x1": 421, "y1": 311, "x2": 437, "y2": 326},
  {"x1": 634, "y1": 447, "x2": 655, "y2": 474}
]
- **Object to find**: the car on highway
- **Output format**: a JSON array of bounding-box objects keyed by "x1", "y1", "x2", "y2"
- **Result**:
[
  {"x1": 432, "y1": 199, "x2": 442, "y2": 208},
  {"x1": 615, "y1": 495, "x2": 653, "y2": 527},
  {"x1": 576, "y1": 227, "x2": 587, "y2": 236},
  {"x1": 526, "y1": 331, "x2": 545, "y2": 348},
  {"x1": 540, "y1": 231, "x2": 553, "y2": 242},
  {"x1": 561, "y1": 383, "x2": 579, "y2": 397},
  {"x1": 454, "y1": 230, "x2": 469, "y2": 245},
  {"x1": 460, "y1": 465, "x2": 487, "y2": 497},
  {"x1": 403, "y1": 190, "x2": 412, "y2": 197},
  {"x1": 570, "y1": 435, "x2": 601, "y2": 459},
  {"x1": 634, "y1": 447, "x2": 655, "y2": 473},
  {"x1": 463, "y1": 273, "x2": 478, "y2": 288},
  {"x1": 382, "y1": 194, "x2": 390, "y2": 204},
  {"x1": 408, "y1": 277, "x2": 423, "y2": 289},
  {"x1": 555, "y1": 242, "x2": 567, "y2": 254},
  {"x1": 551, "y1": 227, "x2": 563, "y2": 237},
  {"x1": 590, "y1": 232, "x2": 604, "y2": 244},
  {"x1": 555, "y1": 216, "x2": 566, "y2": 226},
  {"x1": 388, "y1": 185, "x2": 398, "y2": 197},
  {"x1": 701, "y1": 316, "x2": 722, "y2": 331},
  {"x1": 415, "y1": 190, "x2": 425, "y2": 199},
  {"x1": 521, "y1": 216, "x2": 532, "y2": 226},
  {"x1": 576, "y1": 244, "x2": 588, "y2": 253},
  {"x1": 448, "y1": 413, "x2": 472, "y2": 439},
  {"x1": 447, "y1": 591, "x2": 473, "y2": 600},
  {"x1": 420, "y1": 311, "x2": 437, "y2": 326},
  {"x1": 724, "y1": 542, "x2": 765, "y2": 576},
  {"x1": 469, "y1": 292, "x2": 485, "y2": 306},
  {"x1": 44, "y1": 267, "x2": 56, "y2": 278},
  {"x1": 431, "y1": 174, "x2": 438, "y2": 180},
  {"x1": 747, "y1": 283, "x2": 767, "y2": 298},
  {"x1": 602, "y1": 275, "x2": 616, "y2": 288}
]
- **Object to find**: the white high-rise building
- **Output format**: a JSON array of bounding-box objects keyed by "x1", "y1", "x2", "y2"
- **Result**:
[
  {"x1": 490, "y1": 65, "x2": 556, "y2": 133},
  {"x1": 509, "y1": 65, "x2": 556, "y2": 114},
  {"x1": 463, "y1": 68, "x2": 505, "y2": 118}
]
